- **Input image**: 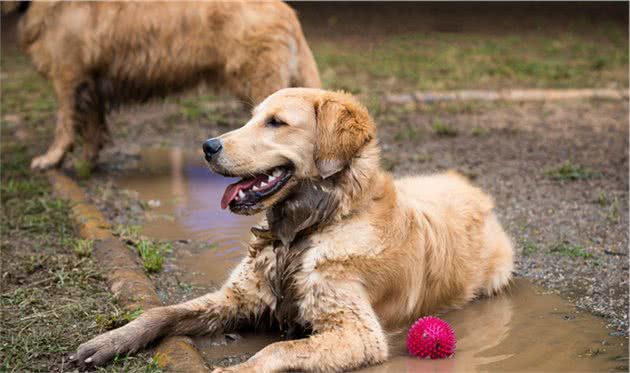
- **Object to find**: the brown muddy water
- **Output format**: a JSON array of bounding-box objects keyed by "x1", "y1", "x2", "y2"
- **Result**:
[{"x1": 117, "y1": 148, "x2": 628, "y2": 372}]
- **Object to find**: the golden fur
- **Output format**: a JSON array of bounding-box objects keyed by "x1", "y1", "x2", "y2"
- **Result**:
[
  {"x1": 73, "y1": 89, "x2": 514, "y2": 372},
  {"x1": 19, "y1": 1, "x2": 320, "y2": 170}
]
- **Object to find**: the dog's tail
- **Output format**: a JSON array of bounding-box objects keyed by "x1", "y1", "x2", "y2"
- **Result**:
[{"x1": 292, "y1": 17, "x2": 321, "y2": 89}]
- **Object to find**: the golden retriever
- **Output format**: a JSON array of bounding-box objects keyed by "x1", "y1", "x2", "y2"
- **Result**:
[
  {"x1": 72, "y1": 89, "x2": 514, "y2": 372},
  {"x1": 17, "y1": 1, "x2": 320, "y2": 170}
]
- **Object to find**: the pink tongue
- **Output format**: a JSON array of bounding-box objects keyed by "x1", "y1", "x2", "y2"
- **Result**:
[{"x1": 220, "y1": 178, "x2": 259, "y2": 209}]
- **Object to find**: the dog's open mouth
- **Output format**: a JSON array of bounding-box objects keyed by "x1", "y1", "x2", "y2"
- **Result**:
[{"x1": 220, "y1": 165, "x2": 293, "y2": 210}]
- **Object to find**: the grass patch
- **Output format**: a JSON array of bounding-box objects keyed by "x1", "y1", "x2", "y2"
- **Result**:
[
  {"x1": 545, "y1": 161, "x2": 598, "y2": 181},
  {"x1": 132, "y1": 240, "x2": 173, "y2": 274},
  {"x1": 114, "y1": 224, "x2": 144, "y2": 241},
  {"x1": 394, "y1": 126, "x2": 421, "y2": 142},
  {"x1": 549, "y1": 241, "x2": 592, "y2": 259},
  {"x1": 432, "y1": 120, "x2": 458, "y2": 137},
  {"x1": 522, "y1": 242, "x2": 540, "y2": 256},
  {"x1": 96, "y1": 307, "x2": 144, "y2": 330},
  {"x1": 175, "y1": 95, "x2": 232, "y2": 125},
  {"x1": 313, "y1": 24, "x2": 628, "y2": 91},
  {"x1": 0, "y1": 57, "x2": 55, "y2": 122},
  {"x1": 0, "y1": 140, "x2": 158, "y2": 372},
  {"x1": 179, "y1": 98, "x2": 205, "y2": 121},
  {"x1": 471, "y1": 127, "x2": 486, "y2": 137},
  {"x1": 72, "y1": 238, "x2": 94, "y2": 258},
  {"x1": 1, "y1": 51, "x2": 160, "y2": 372}
]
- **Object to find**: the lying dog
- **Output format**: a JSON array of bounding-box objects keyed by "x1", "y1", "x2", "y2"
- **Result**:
[
  {"x1": 73, "y1": 89, "x2": 514, "y2": 372},
  {"x1": 17, "y1": 1, "x2": 320, "y2": 170}
]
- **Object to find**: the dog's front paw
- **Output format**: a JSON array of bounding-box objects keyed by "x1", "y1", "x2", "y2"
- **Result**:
[
  {"x1": 30, "y1": 152, "x2": 63, "y2": 170},
  {"x1": 70, "y1": 329, "x2": 132, "y2": 368}
]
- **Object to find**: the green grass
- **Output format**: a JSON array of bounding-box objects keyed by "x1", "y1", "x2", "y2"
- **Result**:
[
  {"x1": 0, "y1": 51, "x2": 162, "y2": 372},
  {"x1": 314, "y1": 25, "x2": 628, "y2": 92},
  {"x1": 0, "y1": 55, "x2": 55, "y2": 122},
  {"x1": 471, "y1": 127, "x2": 486, "y2": 137},
  {"x1": 545, "y1": 161, "x2": 598, "y2": 181},
  {"x1": 72, "y1": 238, "x2": 94, "y2": 258},
  {"x1": 179, "y1": 98, "x2": 205, "y2": 121},
  {"x1": 132, "y1": 240, "x2": 173, "y2": 274},
  {"x1": 549, "y1": 241, "x2": 592, "y2": 259},
  {"x1": 394, "y1": 126, "x2": 421, "y2": 142},
  {"x1": 0, "y1": 140, "x2": 161, "y2": 372},
  {"x1": 522, "y1": 242, "x2": 540, "y2": 256},
  {"x1": 432, "y1": 120, "x2": 458, "y2": 137},
  {"x1": 175, "y1": 95, "x2": 232, "y2": 126},
  {"x1": 114, "y1": 224, "x2": 144, "y2": 241},
  {"x1": 95, "y1": 308, "x2": 144, "y2": 330}
]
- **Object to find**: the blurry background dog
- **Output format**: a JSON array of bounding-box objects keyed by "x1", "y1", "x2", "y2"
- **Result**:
[{"x1": 6, "y1": 1, "x2": 320, "y2": 170}]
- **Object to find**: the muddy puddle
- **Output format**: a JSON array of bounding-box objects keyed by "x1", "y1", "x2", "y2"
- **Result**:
[
  {"x1": 117, "y1": 148, "x2": 258, "y2": 286},
  {"x1": 117, "y1": 148, "x2": 628, "y2": 372}
]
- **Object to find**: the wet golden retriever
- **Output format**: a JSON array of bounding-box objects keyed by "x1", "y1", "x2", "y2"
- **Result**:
[
  {"x1": 73, "y1": 89, "x2": 514, "y2": 372},
  {"x1": 17, "y1": 1, "x2": 320, "y2": 170}
]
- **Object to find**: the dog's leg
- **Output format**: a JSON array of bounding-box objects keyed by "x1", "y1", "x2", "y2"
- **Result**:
[
  {"x1": 31, "y1": 78, "x2": 80, "y2": 170},
  {"x1": 77, "y1": 82, "x2": 108, "y2": 167},
  {"x1": 80, "y1": 110, "x2": 109, "y2": 168},
  {"x1": 214, "y1": 282, "x2": 388, "y2": 373},
  {"x1": 72, "y1": 258, "x2": 270, "y2": 368}
]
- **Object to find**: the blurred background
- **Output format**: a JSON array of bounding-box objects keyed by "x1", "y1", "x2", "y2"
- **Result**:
[{"x1": 293, "y1": 2, "x2": 628, "y2": 92}]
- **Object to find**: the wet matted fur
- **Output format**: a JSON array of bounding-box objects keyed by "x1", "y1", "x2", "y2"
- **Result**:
[
  {"x1": 73, "y1": 89, "x2": 514, "y2": 372},
  {"x1": 18, "y1": 1, "x2": 320, "y2": 170}
]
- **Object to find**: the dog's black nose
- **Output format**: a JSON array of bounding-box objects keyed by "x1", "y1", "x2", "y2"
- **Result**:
[{"x1": 202, "y1": 138, "x2": 222, "y2": 159}]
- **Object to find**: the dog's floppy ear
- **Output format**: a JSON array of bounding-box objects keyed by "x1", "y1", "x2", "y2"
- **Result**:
[{"x1": 314, "y1": 93, "x2": 375, "y2": 179}]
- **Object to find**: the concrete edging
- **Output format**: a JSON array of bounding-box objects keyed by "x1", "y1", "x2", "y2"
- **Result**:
[
  {"x1": 47, "y1": 170, "x2": 210, "y2": 373},
  {"x1": 384, "y1": 88, "x2": 629, "y2": 105}
]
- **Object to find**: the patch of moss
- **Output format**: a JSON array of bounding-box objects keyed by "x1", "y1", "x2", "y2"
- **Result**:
[
  {"x1": 549, "y1": 241, "x2": 592, "y2": 259},
  {"x1": 432, "y1": 120, "x2": 458, "y2": 137},
  {"x1": 545, "y1": 161, "x2": 598, "y2": 181}
]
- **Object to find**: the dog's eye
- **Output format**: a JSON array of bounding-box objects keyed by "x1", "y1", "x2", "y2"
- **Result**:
[{"x1": 267, "y1": 117, "x2": 287, "y2": 127}]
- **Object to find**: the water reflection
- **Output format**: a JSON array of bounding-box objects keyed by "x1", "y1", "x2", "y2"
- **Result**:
[{"x1": 118, "y1": 148, "x2": 258, "y2": 247}]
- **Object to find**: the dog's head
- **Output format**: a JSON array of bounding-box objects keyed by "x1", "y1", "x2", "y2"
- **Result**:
[{"x1": 203, "y1": 88, "x2": 376, "y2": 216}]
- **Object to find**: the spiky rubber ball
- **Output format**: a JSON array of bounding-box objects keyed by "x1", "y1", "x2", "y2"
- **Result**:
[{"x1": 407, "y1": 316, "x2": 456, "y2": 359}]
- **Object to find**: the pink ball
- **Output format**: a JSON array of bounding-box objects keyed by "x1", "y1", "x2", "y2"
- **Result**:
[{"x1": 407, "y1": 316, "x2": 456, "y2": 359}]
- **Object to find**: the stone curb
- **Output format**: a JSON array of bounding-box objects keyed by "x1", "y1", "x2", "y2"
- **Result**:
[
  {"x1": 47, "y1": 170, "x2": 210, "y2": 373},
  {"x1": 384, "y1": 88, "x2": 629, "y2": 105}
]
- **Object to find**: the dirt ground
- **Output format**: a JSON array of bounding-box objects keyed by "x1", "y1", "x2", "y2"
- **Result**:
[{"x1": 1, "y1": 3, "x2": 628, "y2": 372}]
